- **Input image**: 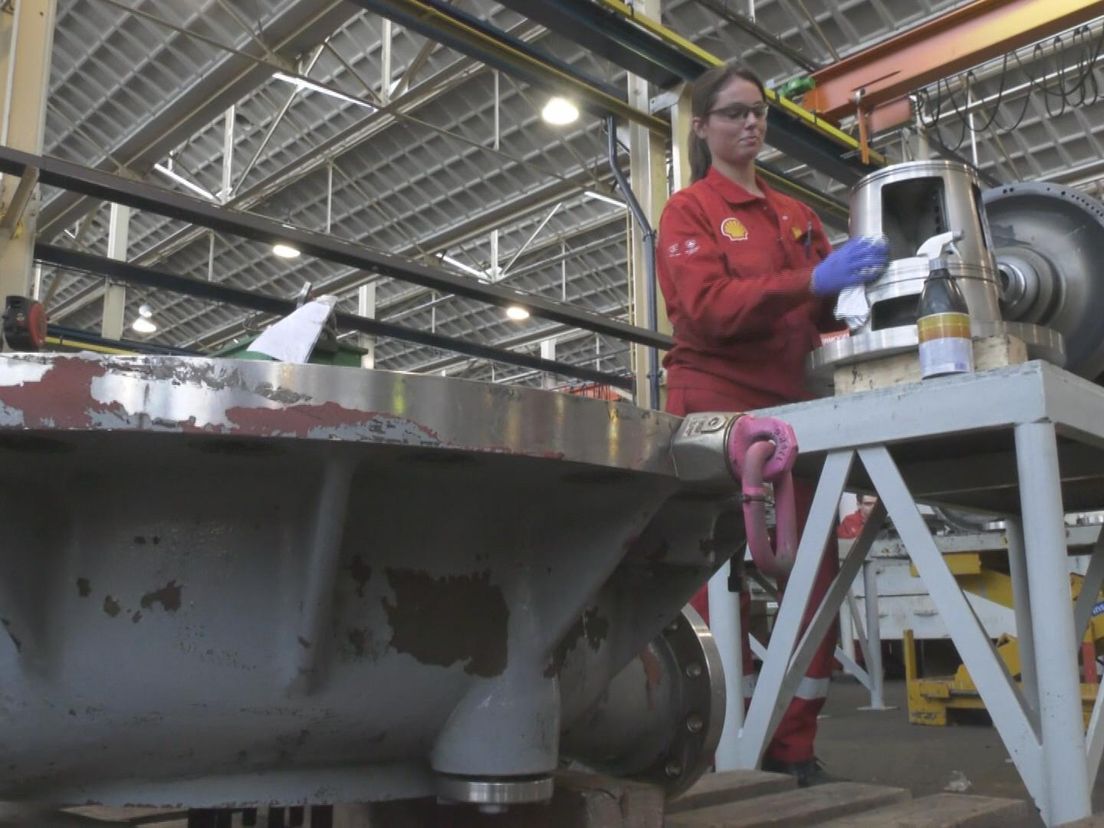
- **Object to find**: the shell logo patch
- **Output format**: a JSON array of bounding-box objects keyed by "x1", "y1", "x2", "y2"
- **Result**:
[{"x1": 720, "y1": 217, "x2": 748, "y2": 241}]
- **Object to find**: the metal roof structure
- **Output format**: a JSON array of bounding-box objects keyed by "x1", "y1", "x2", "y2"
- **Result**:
[{"x1": 34, "y1": 0, "x2": 1104, "y2": 387}]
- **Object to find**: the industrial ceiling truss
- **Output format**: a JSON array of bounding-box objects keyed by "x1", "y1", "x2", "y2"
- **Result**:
[{"x1": 28, "y1": 0, "x2": 1104, "y2": 387}]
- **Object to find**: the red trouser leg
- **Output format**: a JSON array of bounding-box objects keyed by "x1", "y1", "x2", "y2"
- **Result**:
[
  {"x1": 692, "y1": 479, "x2": 838, "y2": 762},
  {"x1": 764, "y1": 479, "x2": 839, "y2": 764},
  {"x1": 667, "y1": 387, "x2": 837, "y2": 763}
]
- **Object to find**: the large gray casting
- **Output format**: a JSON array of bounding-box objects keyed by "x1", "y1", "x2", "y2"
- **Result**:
[{"x1": 0, "y1": 354, "x2": 740, "y2": 808}]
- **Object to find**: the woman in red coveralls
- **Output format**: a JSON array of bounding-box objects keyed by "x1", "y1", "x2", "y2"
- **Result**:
[{"x1": 657, "y1": 64, "x2": 888, "y2": 785}]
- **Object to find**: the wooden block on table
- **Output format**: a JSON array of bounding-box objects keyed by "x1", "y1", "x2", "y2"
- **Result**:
[
  {"x1": 816, "y1": 793, "x2": 1034, "y2": 827},
  {"x1": 667, "y1": 770, "x2": 796, "y2": 814},
  {"x1": 665, "y1": 781, "x2": 909, "y2": 828},
  {"x1": 974, "y1": 334, "x2": 1028, "y2": 370},
  {"x1": 833, "y1": 335, "x2": 1027, "y2": 396}
]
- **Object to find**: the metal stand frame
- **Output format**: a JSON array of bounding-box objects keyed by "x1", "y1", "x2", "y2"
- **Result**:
[
  {"x1": 746, "y1": 564, "x2": 891, "y2": 711},
  {"x1": 720, "y1": 363, "x2": 1104, "y2": 826}
]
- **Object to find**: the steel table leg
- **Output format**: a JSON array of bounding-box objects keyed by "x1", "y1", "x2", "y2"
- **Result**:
[
  {"x1": 1015, "y1": 421, "x2": 1091, "y2": 825},
  {"x1": 1005, "y1": 517, "x2": 1039, "y2": 714},
  {"x1": 709, "y1": 558, "x2": 745, "y2": 770},
  {"x1": 859, "y1": 559, "x2": 888, "y2": 710}
]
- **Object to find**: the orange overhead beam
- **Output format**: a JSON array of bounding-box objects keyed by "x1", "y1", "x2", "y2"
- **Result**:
[{"x1": 804, "y1": 0, "x2": 1104, "y2": 129}]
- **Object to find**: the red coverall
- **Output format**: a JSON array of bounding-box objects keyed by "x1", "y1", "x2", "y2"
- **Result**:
[
  {"x1": 657, "y1": 166, "x2": 841, "y2": 765},
  {"x1": 837, "y1": 510, "x2": 867, "y2": 540}
]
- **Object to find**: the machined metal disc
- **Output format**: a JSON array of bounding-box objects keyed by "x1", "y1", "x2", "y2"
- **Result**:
[{"x1": 984, "y1": 181, "x2": 1104, "y2": 380}]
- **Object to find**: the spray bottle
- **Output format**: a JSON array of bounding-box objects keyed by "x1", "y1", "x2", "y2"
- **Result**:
[{"x1": 916, "y1": 231, "x2": 973, "y2": 379}]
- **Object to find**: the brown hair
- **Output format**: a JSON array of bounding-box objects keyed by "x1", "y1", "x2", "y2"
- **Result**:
[{"x1": 689, "y1": 64, "x2": 768, "y2": 183}]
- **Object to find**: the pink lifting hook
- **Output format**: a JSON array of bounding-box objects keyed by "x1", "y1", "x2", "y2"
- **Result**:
[{"x1": 727, "y1": 415, "x2": 799, "y2": 579}]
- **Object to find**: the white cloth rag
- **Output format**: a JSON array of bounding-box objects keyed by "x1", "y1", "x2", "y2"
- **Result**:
[
  {"x1": 834, "y1": 285, "x2": 870, "y2": 330},
  {"x1": 248, "y1": 295, "x2": 340, "y2": 363}
]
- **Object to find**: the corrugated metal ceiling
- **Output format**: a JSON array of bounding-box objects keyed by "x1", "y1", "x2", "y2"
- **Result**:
[{"x1": 36, "y1": 0, "x2": 1104, "y2": 386}]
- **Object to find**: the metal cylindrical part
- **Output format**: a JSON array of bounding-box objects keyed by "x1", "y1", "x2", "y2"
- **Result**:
[
  {"x1": 984, "y1": 181, "x2": 1104, "y2": 380},
  {"x1": 851, "y1": 160, "x2": 1003, "y2": 327},
  {"x1": 560, "y1": 606, "x2": 725, "y2": 797}
]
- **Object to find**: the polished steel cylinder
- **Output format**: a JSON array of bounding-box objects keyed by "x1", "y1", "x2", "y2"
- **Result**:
[{"x1": 850, "y1": 160, "x2": 1003, "y2": 329}]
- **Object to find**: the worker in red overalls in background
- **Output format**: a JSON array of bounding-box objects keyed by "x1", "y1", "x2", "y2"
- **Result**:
[
  {"x1": 656, "y1": 63, "x2": 888, "y2": 786},
  {"x1": 839, "y1": 495, "x2": 879, "y2": 540}
]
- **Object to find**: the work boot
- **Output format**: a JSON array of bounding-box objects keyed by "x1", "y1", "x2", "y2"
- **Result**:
[{"x1": 760, "y1": 755, "x2": 835, "y2": 787}]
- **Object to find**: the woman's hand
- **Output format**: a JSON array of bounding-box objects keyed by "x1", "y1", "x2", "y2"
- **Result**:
[{"x1": 810, "y1": 237, "x2": 889, "y2": 296}]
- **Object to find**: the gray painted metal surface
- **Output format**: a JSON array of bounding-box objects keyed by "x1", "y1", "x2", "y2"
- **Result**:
[{"x1": 0, "y1": 354, "x2": 738, "y2": 807}]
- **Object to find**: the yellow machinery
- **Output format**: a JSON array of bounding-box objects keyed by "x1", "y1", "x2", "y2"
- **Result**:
[{"x1": 904, "y1": 552, "x2": 1104, "y2": 726}]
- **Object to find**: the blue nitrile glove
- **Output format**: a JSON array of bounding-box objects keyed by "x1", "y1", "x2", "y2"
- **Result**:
[{"x1": 810, "y1": 236, "x2": 889, "y2": 296}]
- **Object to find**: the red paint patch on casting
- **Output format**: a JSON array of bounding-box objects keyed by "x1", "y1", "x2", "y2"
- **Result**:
[
  {"x1": 0, "y1": 358, "x2": 127, "y2": 429},
  {"x1": 640, "y1": 647, "x2": 664, "y2": 711},
  {"x1": 225, "y1": 401, "x2": 440, "y2": 442}
]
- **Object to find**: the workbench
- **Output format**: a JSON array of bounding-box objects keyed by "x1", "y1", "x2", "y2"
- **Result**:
[{"x1": 692, "y1": 361, "x2": 1104, "y2": 826}]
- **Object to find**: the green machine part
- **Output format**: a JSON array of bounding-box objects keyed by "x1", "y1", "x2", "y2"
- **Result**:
[{"x1": 215, "y1": 335, "x2": 370, "y2": 368}]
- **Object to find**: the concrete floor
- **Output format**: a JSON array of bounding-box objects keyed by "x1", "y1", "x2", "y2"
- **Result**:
[{"x1": 814, "y1": 677, "x2": 1104, "y2": 826}]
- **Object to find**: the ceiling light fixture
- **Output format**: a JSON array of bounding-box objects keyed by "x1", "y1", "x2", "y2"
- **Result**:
[
  {"x1": 505, "y1": 305, "x2": 530, "y2": 321},
  {"x1": 131, "y1": 304, "x2": 157, "y2": 334},
  {"x1": 272, "y1": 243, "x2": 301, "y2": 259},
  {"x1": 541, "y1": 96, "x2": 579, "y2": 126}
]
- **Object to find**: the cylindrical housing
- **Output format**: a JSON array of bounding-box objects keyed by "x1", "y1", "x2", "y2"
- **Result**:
[{"x1": 850, "y1": 160, "x2": 1003, "y2": 329}]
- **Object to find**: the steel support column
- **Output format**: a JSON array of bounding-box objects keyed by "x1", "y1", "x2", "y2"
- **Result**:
[
  {"x1": 626, "y1": 0, "x2": 670, "y2": 409},
  {"x1": 380, "y1": 19, "x2": 393, "y2": 102},
  {"x1": 858, "y1": 560, "x2": 887, "y2": 710},
  {"x1": 539, "y1": 339, "x2": 556, "y2": 389},
  {"x1": 669, "y1": 84, "x2": 693, "y2": 193},
  {"x1": 1014, "y1": 422, "x2": 1091, "y2": 824},
  {"x1": 0, "y1": 0, "x2": 55, "y2": 304},
  {"x1": 357, "y1": 284, "x2": 376, "y2": 369},
  {"x1": 101, "y1": 204, "x2": 130, "y2": 341}
]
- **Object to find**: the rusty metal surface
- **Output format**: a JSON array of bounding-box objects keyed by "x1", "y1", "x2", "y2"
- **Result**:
[
  {"x1": 0, "y1": 353, "x2": 679, "y2": 472},
  {"x1": 0, "y1": 353, "x2": 737, "y2": 808}
]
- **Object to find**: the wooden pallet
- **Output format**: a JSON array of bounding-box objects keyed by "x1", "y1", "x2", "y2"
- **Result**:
[
  {"x1": 665, "y1": 771, "x2": 1034, "y2": 828},
  {"x1": 54, "y1": 770, "x2": 1041, "y2": 827}
]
